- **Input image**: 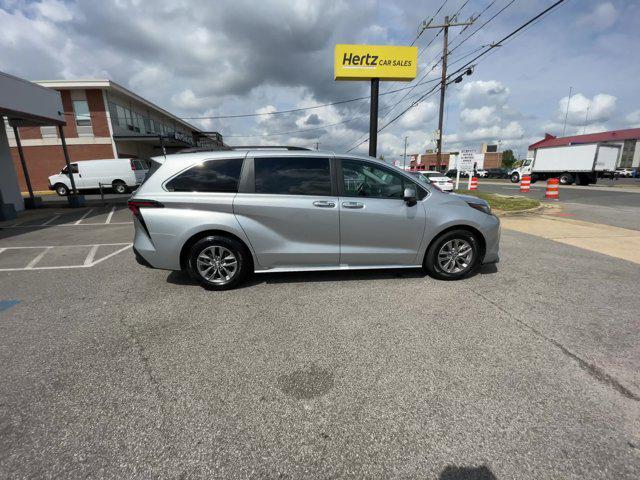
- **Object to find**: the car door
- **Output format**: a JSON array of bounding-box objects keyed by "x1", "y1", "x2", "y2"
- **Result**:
[
  {"x1": 233, "y1": 155, "x2": 340, "y2": 270},
  {"x1": 338, "y1": 159, "x2": 427, "y2": 266},
  {"x1": 63, "y1": 163, "x2": 85, "y2": 189}
]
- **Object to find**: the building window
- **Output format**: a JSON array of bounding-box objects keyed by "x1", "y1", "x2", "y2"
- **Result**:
[
  {"x1": 40, "y1": 126, "x2": 58, "y2": 138},
  {"x1": 72, "y1": 100, "x2": 91, "y2": 127}
]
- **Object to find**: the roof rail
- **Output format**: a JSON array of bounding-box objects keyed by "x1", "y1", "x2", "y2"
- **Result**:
[
  {"x1": 177, "y1": 145, "x2": 311, "y2": 154},
  {"x1": 226, "y1": 145, "x2": 310, "y2": 151}
]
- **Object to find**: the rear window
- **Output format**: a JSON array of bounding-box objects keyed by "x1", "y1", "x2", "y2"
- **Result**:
[
  {"x1": 165, "y1": 158, "x2": 243, "y2": 192},
  {"x1": 255, "y1": 157, "x2": 331, "y2": 195}
]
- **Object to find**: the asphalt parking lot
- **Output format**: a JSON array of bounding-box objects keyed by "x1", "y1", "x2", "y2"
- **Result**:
[{"x1": 1, "y1": 199, "x2": 639, "y2": 479}]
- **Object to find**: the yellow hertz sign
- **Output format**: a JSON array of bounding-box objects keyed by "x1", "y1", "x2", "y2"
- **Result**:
[{"x1": 334, "y1": 44, "x2": 418, "y2": 81}]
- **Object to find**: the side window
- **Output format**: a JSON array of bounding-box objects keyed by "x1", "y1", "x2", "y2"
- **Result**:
[
  {"x1": 254, "y1": 157, "x2": 332, "y2": 195},
  {"x1": 61, "y1": 164, "x2": 78, "y2": 174},
  {"x1": 165, "y1": 158, "x2": 243, "y2": 193},
  {"x1": 341, "y1": 161, "x2": 411, "y2": 199}
]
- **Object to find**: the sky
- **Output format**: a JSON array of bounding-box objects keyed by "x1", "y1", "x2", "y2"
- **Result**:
[{"x1": 1, "y1": 0, "x2": 639, "y2": 161}]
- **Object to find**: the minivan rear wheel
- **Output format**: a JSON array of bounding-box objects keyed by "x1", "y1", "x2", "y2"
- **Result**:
[
  {"x1": 187, "y1": 236, "x2": 249, "y2": 290},
  {"x1": 424, "y1": 230, "x2": 480, "y2": 280}
]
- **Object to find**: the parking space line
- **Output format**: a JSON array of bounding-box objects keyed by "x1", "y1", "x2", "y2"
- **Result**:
[
  {"x1": 91, "y1": 244, "x2": 132, "y2": 266},
  {"x1": 84, "y1": 245, "x2": 100, "y2": 266},
  {"x1": 74, "y1": 208, "x2": 95, "y2": 225},
  {"x1": 106, "y1": 206, "x2": 116, "y2": 224},
  {"x1": 0, "y1": 243, "x2": 132, "y2": 272},
  {"x1": 1, "y1": 243, "x2": 130, "y2": 249},
  {"x1": 41, "y1": 215, "x2": 60, "y2": 226},
  {"x1": 25, "y1": 247, "x2": 52, "y2": 269},
  {"x1": 2, "y1": 221, "x2": 132, "y2": 228}
]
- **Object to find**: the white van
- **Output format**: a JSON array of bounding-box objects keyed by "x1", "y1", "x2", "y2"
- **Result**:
[{"x1": 48, "y1": 158, "x2": 150, "y2": 196}]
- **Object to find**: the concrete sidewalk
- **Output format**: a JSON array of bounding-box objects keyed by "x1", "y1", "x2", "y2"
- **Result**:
[{"x1": 502, "y1": 214, "x2": 640, "y2": 265}]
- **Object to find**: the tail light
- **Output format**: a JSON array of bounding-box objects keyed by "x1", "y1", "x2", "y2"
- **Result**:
[
  {"x1": 130, "y1": 160, "x2": 136, "y2": 171},
  {"x1": 128, "y1": 200, "x2": 164, "y2": 215}
]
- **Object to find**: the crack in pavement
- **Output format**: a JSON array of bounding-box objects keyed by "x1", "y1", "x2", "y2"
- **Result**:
[{"x1": 471, "y1": 289, "x2": 640, "y2": 402}]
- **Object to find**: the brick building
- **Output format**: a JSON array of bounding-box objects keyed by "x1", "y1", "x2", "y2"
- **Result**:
[
  {"x1": 3, "y1": 79, "x2": 223, "y2": 191},
  {"x1": 409, "y1": 149, "x2": 503, "y2": 171}
]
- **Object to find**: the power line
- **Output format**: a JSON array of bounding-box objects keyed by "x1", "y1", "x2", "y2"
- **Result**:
[
  {"x1": 449, "y1": 0, "x2": 517, "y2": 55},
  {"x1": 346, "y1": 0, "x2": 569, "y2": 153},
  {"x1": 445, "y1": 0, "x2": 569, "y2": 85}
]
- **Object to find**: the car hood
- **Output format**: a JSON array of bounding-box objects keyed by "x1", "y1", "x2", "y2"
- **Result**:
[{"x1": 451, "y1": 192, "x2": 490, "y2": 207}]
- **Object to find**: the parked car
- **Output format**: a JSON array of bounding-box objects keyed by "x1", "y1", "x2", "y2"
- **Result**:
[
  {"x1": 48, "y1": 158, "x2": 149, "y2": 196},
  {"x1": 408, "y1": 170, "x2": 454, "y2": 192},
  {"x1": 129, "y1": 149, "x2": 501, "y2": 290},
  {"x1": 476, "y1": 169, "x2": 488, "y2": 178},
  {"x1": 486, "y1": 168, "x2": 510, "y2": 179},
  {"x1": 616, "y1": 168, "x2": 635, "y2": 178}
]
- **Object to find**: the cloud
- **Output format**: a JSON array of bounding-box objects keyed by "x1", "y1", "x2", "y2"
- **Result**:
[
  {"x1": 576, "y1": 2, "x2": 617, "y2": 31},
  {"x1": 458, "y1": 80, "x2": 510, "y2": 109},
  {"x1": 304, "y1": 113, "x2": 322, "y2": 125},
  {"x1": 556, "y1": 93, "x2": 617, "y2": 126},
  {"x1": 398, "y1": 101, "x2": 437, "y2": 129},
  {"x1": 626, "y1": 110, "x2": 640, "y2": 127},
  {"x1": 460, "y1": 106, "x2": 500, "y2": 127}
]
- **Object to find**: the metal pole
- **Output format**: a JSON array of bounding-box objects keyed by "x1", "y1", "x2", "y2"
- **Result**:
[
  {"x1": 369, "y1": 78, "x2": 379, "y2": 158},
  {"x1": 562, "y1": 86, "x2": 572, "y2": 136},
  {"x1": 12, "y1": 126, "x2": 34, "y2": 200},
  {"x1": 403, "y1": 136, "x2": 408, "y2": 170},
  {"x1": 58, "y1": 124, "x2": 78, "y2": 194},
  {"x1": 436, "y1": 16, "x2": 449, "y2": 169}
]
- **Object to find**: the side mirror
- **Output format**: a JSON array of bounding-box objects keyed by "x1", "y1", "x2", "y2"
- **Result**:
[{"x1": 404, "y1": 187, "x2": 417, "y2": 206}]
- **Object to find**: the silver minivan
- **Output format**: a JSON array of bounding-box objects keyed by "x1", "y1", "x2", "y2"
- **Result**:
[{"x1": 129, "y1": 148, "x2": 500, "y2": 290}]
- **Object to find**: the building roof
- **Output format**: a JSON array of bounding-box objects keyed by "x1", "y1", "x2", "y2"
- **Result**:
[
  {"x1": 35, "y1": 79, "x2": 202, "y2": 134},
  {"x1": 529, "y1": 128, "x2": 640, "y2": 150}
]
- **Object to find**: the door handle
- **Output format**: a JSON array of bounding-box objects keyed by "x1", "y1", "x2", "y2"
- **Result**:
[
  {"x1": 342, "y1": 201, "x2": 364, "y2": 209},
  {"x1": 313, "y1": 200, "x2": 336, "y2": 208}
]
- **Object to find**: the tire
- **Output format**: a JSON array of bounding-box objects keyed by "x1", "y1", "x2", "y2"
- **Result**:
[
  {"x1": 112, "y1": 181, "x2": 128, "y2": 194},
  {"x1": 559, "y1": 172, "x2": 574, "y2": 185},
  {"x1": 187, "y1": 236, "x2": 250, "y2": 290},
  {"x1": 510, "y1": 172, "x2": 520, "y2": 183},
  {"x1": 424, "y1": 229, "x2": 480, "y2": 280},
  {"x1": 55, "y1": 183, "x2": 69, "y2": 196}
]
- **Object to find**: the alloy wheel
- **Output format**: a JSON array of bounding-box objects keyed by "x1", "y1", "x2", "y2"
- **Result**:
[
  {"x1": 196, "y1": 245, "x2": 238, "y2": 285},
  {"x1": 437, "y1": 239, "x2": 474, "y2": 274}
]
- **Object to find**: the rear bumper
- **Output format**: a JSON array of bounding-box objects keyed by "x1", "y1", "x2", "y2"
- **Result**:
[{"x1": 133, "y1": 246, "x2": 154, "y2": 268}]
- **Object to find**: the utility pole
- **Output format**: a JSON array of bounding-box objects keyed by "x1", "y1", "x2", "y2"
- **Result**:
[
  {"x1": 402, "y1": 136, "x2": 409, "y2": 170},
  {"x1": 424, "y1": 16, "x2": 474, "y2": 170},
  {"x1": 369, "y1": 78, "x2": 379, "y2": 157},
  {"x1": 314, "y1": 141, "x2": 320, "y2": 150},
  {"x1": 562, "y1": 86, "x2": 572, "y2": 136}
]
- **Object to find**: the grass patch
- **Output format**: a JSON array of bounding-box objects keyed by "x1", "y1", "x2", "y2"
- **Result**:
[{"x1": 454, "y1": 190, "x2": 541, "y2": 212}]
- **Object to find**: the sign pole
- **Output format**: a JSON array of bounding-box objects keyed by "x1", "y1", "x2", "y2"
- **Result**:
[{"x1": 369, "y1": 78, "x2": 379, "y2": 158}]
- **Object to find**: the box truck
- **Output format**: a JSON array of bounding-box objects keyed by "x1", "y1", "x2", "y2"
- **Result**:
[{"x1": 510, "y1": 143, "x2": 620, "y2": 185}]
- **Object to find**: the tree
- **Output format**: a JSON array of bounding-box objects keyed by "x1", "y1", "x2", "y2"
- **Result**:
[{"x1": 501, "y1": 149, "x2": 517, "y2": 168}]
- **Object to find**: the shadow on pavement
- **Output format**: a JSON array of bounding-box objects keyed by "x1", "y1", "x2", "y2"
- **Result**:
[{"x1": 439, "y1": 465, "x2": 497, "y2": 480}]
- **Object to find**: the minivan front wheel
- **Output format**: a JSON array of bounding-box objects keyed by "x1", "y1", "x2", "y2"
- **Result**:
[
  {"x1": 187, "y1": 236, "x2": 249, "y2": 290},
  {"x1": 424, "y1": 230, "x2": 480, "y2": 280}
]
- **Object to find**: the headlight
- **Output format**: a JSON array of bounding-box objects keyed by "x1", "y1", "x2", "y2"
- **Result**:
[{"x1": 467, "y1": 202, "x2": 492, "y2": 215}]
